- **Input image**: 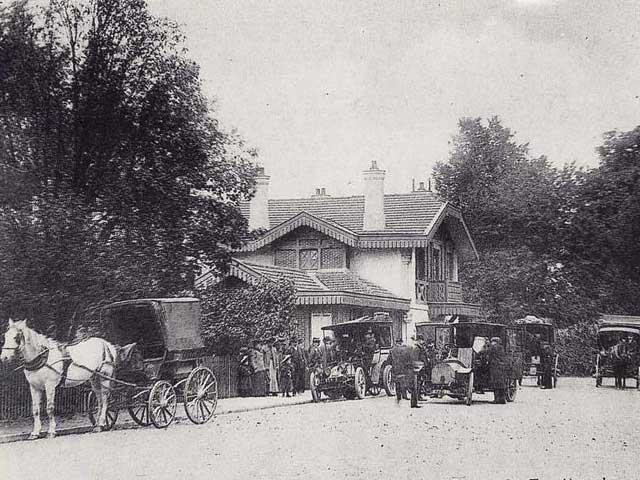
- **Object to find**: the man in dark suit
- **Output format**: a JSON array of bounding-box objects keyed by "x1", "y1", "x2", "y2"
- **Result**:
[
  {"x1": 291, "y1": 337, "x2": 308, "y2": 394},
  {"x1": 389, "y1": 338, "x2": 419, "y2": 407}
]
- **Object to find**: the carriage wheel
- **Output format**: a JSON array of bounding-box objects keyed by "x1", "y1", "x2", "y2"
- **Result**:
[
  {"x1": 87, "y1": 391, "x2": 118, "y2": 431},
  {"x1": 382, "y1": 364, "x2": 395, "y2": 396},
  {"x1": 184, "y1": 367, "x2": 218, "y2": 424},
  {"x1": 506, "y1": 378, "x2": 518, "y2": 402},
  {"x1": 148, "y1": 381, "x2": 177, "y2": 429},
  {"x1": 128, "y1": 391, "x2": 151, "y2": 426},
  {"x1": 354, "y1": 367, "x2": 366, "y2": 400}
]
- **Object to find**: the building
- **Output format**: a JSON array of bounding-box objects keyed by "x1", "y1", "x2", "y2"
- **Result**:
[{"x1": 197, "y1": 162, "x2": 481, "y2": 345}]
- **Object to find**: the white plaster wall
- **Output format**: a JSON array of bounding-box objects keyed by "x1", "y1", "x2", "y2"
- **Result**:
[{"x1": 349, "y1": 249, "x2": 409, "y2": 298}]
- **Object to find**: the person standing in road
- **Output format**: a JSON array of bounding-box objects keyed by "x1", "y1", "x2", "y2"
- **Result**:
[
  {"x1": 237, "y1": 346, "x2": 253, "y2": 397},
  {"x1": 612, "y1": 337, "x2": 629, "y2": 389},
  {"x1": 291, "y1": 337, "x2": 308, "y2": 394},
  {"x1": 540, "y1": 342, "x2": 554, "y2": 389},
  {"x1": 264, "y1": 339, "x2": 280, "y2": 396},
  {"x1": 389, "y1": 337, "x2": 419, "y2": 408},
  {"x1": 308, "y1": 337, "x2": 323, "y2": 369}
]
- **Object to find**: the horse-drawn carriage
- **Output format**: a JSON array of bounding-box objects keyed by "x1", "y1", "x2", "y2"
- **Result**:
[
  {"x1": 1, "y1": 297, "x2": 218, "y2": 438},
  {"x1": 515, "y1": 315, "x2": 559, "y2": 388},
  {"x1": 415, "y1": 320, "x2": 522, "y2": 405},
  {"x1": 595, "y1": 314, "x2": 640, "y2": 389},
  {"x1": 92, "y1": 298, "x2": 219, "y2": 429}
]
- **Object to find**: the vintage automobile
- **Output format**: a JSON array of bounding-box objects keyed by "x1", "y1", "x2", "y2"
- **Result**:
[
  {"x1": 415, "y1": 320, "x2": 522, "y2": 405},
  {"x1": 309, "y1": 313, "x2": 396, "y2": 402},
  {"x1": 515, "y1": 315, "x2": 559, "y2": 388},
  {"x1": 595, "y1": 314, "x2": 640, "y2": 388}
]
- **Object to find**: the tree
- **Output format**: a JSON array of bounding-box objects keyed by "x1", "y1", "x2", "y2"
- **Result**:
[
  {"x1": 0, "y1": 0, "x2": 257, "y2": 336},
  {"x1": 199, "y1": 279, "x2": 297, "y2": 355},
  {"x1": 434, "y1": 117, "x2": 598, "y2": 326},
  {"x1": 560, "y1": 127, "x2": 640, "y2": 314}
]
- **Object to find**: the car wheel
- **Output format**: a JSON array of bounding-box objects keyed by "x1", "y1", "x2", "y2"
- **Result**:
[
  {"x1": 354, "y1": 367, "x2": 366, "y2": 400},
  {"x1": 382, "y1": 364, "x2": 395, "y2": 397}
]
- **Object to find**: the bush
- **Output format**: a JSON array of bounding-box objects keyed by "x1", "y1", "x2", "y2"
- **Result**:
[
  {"x1": 199, "y1": 279, "x2": 296, "y2": 355},
  {"x1": 556, "y1": 321, "x2": 599, "y2": 376}
]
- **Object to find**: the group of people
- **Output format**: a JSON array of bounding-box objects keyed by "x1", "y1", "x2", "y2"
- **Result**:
[
  {"x1": 237, "y1": 337, "x2": 308, "y2": 397},
  {"x1": 604, "y1": 335, "x2": 638, "y2": 389}
]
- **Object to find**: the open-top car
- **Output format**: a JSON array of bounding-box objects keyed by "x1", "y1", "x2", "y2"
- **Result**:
[
  {"x1": 309, "y1": 313, "x2": 395, "y2": 402},
  {"x1": 415, "y1": 320, "x2": 522, "y2": 405},
  {"x1": 595, "y1": 314, "x2": 640, "y2": 388},
  {"x1": 515, "y1": 315, "x2": 559, "y2": 388}
]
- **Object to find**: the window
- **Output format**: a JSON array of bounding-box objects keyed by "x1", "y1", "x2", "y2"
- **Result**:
[
  {"x1": 273, "y1": 232, "x2": 345, "y2": 270},
  {"x1": 431, "y1": 245, "x2": 442, "y2": 280},
  {"x1": 299, "y1": 249, "x2": 319, "y2": 270},
  {"x1": 415, "y1": 247, "x2": 426, "y2": 280},
  {"x1": 275, "y1": 249, "x2": 296, "y2": 268}
]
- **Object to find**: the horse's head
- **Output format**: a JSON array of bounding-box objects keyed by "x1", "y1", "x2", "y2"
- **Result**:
[{"x1": 1, "y1": 318, "x2": 27, "y2": 362}]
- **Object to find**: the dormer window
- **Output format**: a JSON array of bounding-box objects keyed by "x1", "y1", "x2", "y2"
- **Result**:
[{"x1": 273, "y1": 228, "x2": 346, "y2": 270}]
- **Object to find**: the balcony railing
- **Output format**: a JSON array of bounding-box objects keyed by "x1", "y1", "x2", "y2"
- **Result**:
[{"x1": 415, "y1": 280, "x2": 463, "y2": 304}]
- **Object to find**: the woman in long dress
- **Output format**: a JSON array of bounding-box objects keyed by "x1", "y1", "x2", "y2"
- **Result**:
[{"x1": 249, "y1": 341, "x2": 267, "y2": 396}]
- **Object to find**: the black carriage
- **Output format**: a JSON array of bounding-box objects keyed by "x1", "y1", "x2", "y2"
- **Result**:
[
  {"x1": 309, "y1": 313, "x2": 396, "y2": 402},
  {"x1": 595, "y1": 315, "x2": 640, "y2": 389},
  {"x1": 415, "y1": 320, "x2": 522, "y2": 405},
  {"x1": 89, "y1": 298, "x2": 218, "y2": 429},
  {"x1": 515, "y1": 316, "x2": 559, "y2": 388}
]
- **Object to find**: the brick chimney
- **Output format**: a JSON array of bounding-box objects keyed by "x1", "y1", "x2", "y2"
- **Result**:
[
  {"x1": 362, "y1": 161, "x2": 386, "y2": 231},
  {"x1": 248, "y1": 167, "x2": 270, "y2": 230}
]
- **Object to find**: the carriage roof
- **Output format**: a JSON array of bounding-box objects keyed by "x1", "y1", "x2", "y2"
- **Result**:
[
  {"x1": 514, "y1": 315, "x2": 554, "y2": 326},
  {"x1": 597, "y1": 315, "x2": 640, "y2": 334},
  {"x1": 101, "y1": 298, "x2": 204, "y2": 351}
]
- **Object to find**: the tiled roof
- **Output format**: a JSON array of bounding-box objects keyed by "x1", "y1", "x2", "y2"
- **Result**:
[
  {"x1": 240, "y1": 191, "x2": 444, "y2": 234},
  {"x1": 239, "y1": 261, "x2": 403, "y2": 299},
  {"x1": 240, "y1": 262, "x2": 324, "y2": 291},
  {"x1": 314, "y1": 270, "x2": 397, "y2": 298}
]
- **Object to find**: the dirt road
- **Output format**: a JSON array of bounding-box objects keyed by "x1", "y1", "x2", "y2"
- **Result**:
[{"x1": 1, "y1": 378, "x2": 637, "y2": 480}]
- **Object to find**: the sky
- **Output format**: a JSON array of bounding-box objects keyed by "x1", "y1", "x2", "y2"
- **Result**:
[{"x1": 148, "y1": 0, "x2": 640, "y2": 198}]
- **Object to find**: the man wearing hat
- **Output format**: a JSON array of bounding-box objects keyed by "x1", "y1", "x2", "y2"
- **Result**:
[
  {"x1": 389, "y1": 338, "x2": 419, "y2": 407},
  {"x1": 488, "y1": 336, "x2": 507, "y2": 403},
  {"x1": 362, "y1": 329, "x2": 378, "y2": 374},
  {"x1": 308, "y1": 337, "x2": 323, "y2": 369}
]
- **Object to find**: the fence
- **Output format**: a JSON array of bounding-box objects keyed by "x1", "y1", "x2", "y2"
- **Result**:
[{"x1": 0, "y1": 355, "x2": 238, "y2": 422}]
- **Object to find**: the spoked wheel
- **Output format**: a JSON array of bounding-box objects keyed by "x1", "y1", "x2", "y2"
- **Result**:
[
  {"x1": 128, "y1": 391, "x2": 151, "y2": 426},
  {"x1": 184, "y1": 367, "x2": 218, "y2": 424},
  {"x1": 354, "y1": 367, "x2": 366, "y2": 399},
  {"x1": 382, "y1": 364, "x2": 395, "y2": 396},
  {"x1": 309, "y1": 370, "x2": 321, "y2": 402},
  {"x1": 465, "y1": 372, "x2": 474, "y2": 406},
  {"x1": 148, "y1": 380, "x2": 177, "y2": 429},
  {"x1": 87, "y1": 391, "x2": 118, "y2": 431},
  {"x1": 506, "y1": 378, "x2": 518, "y2": 402}
]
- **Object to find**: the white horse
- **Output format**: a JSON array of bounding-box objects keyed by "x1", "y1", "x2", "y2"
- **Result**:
[{"x1": 0, "y1": 319, "x2": 117, "y2": 439}]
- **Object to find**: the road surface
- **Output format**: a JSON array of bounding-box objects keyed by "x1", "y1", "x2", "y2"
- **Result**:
[{"x1": 0, "y1": 377, "x2": 637, "y2": 480}]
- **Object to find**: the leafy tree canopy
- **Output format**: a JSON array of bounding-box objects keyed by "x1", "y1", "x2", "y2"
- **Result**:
[{"x1": 0, "y1": 0, "x2": 257, "y2": 336}]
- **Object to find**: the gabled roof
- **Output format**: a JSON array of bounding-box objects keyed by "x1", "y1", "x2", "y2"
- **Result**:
[
  {"x1": 225, "y1": 259, "x2": 410, "y2": 311},
  {"x1": 240, "y1": 191, "x2": 443, "y2": 234},
  {"x1": 239, "y1": 192, "x2": 479, "y2": 259}
]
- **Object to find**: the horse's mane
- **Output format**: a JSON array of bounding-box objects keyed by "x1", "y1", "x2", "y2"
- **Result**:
[{"x1": 18, "y1": 323, "x2": 57, "y2": 350}]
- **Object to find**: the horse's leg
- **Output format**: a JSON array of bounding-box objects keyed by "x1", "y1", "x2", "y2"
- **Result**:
[
  {"x1": 97, "y1": 376, "x2": 112, "y2": 430},
  {"x1": 28, "y1": 385, "x2": 42, "y2": 440},
  {"x1": 90, "y1": 378, "x2": 103, "y2": 433},
  {"x1": 44, "y1": 381, "x2": 58, "y2": 438}
]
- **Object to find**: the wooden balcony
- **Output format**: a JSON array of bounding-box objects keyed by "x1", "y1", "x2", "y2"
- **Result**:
[{"x1": 415, "y1": 280, "x2": 463, "y2": 304}]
